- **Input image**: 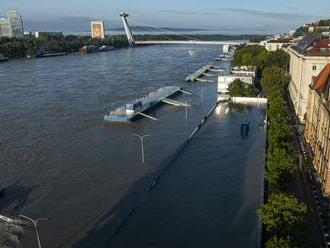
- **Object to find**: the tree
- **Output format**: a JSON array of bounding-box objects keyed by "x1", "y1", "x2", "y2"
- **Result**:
[
  {"x1": 266, "y1": 147, "x2": 295, "y2": 187},
  {"x1": 258, "y1": 194, "x2": 307, "y2": 236},
  {"x1": 232, "y1": 45, "x2": 266, "y2": 67},
  {"x1": 293, "y1": 26, "x2": 307, "y2": 37},
  {"x1": 227, "y1": 79, "x2": 256, "y2": 97},
  {"x1": 319, "y1": 19, "x2": 330, "y2": 26},
  {"x1": 261, "y1": 66, "x2": 290, "y2": 95},
  {"x1": 268, "y1": 97, "x2": 290, "y2": 124},
  {"x1": 265, "y1": 50, "x2": 290, "y2": 72},
  {"x1": 266, "y1": 236, "x2": 293, "y2": 248},
  {"x1": 0, "y1": 35, "x2": 129, "y2": 59},
  {"x1": 268, "y1": 121, "x2": 292, "y2": 149}
]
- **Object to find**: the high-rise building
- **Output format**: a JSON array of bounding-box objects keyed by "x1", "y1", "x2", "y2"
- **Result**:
[
  {"x1": 7, "y1": 10, "x2": 24, "y2": 38},
  {"x1": 91, "y1": 21, "x2": 105, "y2": 39},
  {"x1": 0, "y1": 18, "x2": 11, "y2": 37}
]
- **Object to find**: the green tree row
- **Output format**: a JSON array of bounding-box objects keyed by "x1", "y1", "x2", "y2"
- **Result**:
[
  {"x1": 0, "y1": 35, "x2": 129, "y2": 59},
  {"x1": 261, "y1": 65, "x2": 307, "y2": 248},
  {"x1": 232, "y1": 45, "x2": 307, "y2": 247},
  {"x1": 232, "y1": 45, "x2": 289, "y2": 72}
]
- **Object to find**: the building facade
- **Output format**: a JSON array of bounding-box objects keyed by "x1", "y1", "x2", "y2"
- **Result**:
[
  {"x1": 7, "y1": 10, "x2": 24, "y2": 38},
  {"x1": 91, "y1": 21, "x2": 105, "y2": 39},
  {"x1": 0, "y1": 18, "x2": 11, "y2": 37},
  {"x1": 288, "y1": 36, "x2": 330, "y2": 122},
  {"x1": 305, "y1": 64, "x2": 330, "y2": 195}
]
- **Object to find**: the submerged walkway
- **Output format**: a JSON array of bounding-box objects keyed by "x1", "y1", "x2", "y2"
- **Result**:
[{"x1": 108, "y1": 104, "x2": 267, "y2": 248}]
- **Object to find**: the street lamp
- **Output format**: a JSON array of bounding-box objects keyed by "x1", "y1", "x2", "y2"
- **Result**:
[
  {"x1": 18, "y1": 215, "x2": 48, "y2": 248},
  {"x1": 132, "y1": 134, "x2": 150, "y2": 163},
  {"x1": 201, "y1": 88, "x2": 204, "y2": 105}
]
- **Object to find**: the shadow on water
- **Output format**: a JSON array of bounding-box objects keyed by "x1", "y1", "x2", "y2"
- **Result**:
[
  {"x1": 70, "y1": 105, "x2": 266, "y2": 248},
  {"x1": 70, "y1": 111, "x2": 213, "y2": 248},
  {"x1": 0, "y1": 181, "x2": 38, "y2": 217}
]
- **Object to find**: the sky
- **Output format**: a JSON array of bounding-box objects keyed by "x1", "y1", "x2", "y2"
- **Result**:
[{"x1": 1, "y1": 0, "x2": 329, "y2": 34}]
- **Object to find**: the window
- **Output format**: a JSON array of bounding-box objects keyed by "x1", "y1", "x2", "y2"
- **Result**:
[{"x1": 313, "y1": 65, "x2": 317, "y2": 70}]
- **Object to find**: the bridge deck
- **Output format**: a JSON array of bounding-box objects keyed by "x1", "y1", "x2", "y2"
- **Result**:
[{"x1": 135, "y1": 40, "x2": 249, "y2": 45}]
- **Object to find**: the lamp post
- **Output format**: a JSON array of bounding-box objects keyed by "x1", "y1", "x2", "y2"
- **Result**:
[
  {"x1": 132, "y1": 134, "x2": 150, "y2": 163},
  {"x1": 201, "y1": 88, "x2": 204, "y2": 105},
  {"x1": 18, "y1": 215, "x2": 48, "y2": 248}
]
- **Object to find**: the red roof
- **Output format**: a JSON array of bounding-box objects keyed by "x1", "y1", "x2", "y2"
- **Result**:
[
  {"x1": 312, "y1": 64, "x2": 330, "y2": 92},
  {"x1": 310, "y1": 40, "x2": 330, "y2": 52}
]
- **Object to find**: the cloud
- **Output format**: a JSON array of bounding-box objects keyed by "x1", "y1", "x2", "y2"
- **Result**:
[
  {"x1": 163, "y1": 8, "x2": 311, "y2": 20},
  {"x1": 162, "y1": 10, "x2": 199, "y2": 15},
  {"x1": 220, "y1": 8, "x2": 311, "y2": 20}
]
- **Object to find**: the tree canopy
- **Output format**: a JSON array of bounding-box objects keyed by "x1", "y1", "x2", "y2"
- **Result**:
[
  {"x1": 227, "y1": 79, "x2": 257, "y2": 97},
  {"x1": 266, "y1": 147, "x2": 295, "y2": 187},
  {"x1": 265, "y1": 236, "x2": 293, "y2": 248},
  {"x1": 258, "y1": 194, "x2": 307, "y2": 236},
  {"x1": 0, "y1": 35, "x2": 128, "y2": 59}
]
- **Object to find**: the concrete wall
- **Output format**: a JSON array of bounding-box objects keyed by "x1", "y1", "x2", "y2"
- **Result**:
[{"x1": 231, "y1": 97, "x2": 267, "y2": 106}]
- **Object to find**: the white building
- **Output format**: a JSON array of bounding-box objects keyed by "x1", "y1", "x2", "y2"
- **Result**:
[
  {"x1": 231, "y1": 66, "x2": 257, "y2": 77},
  {"x1": 7, "y1": 10, "x2": 24, "y2": 38},
  {"x1": 266, "y1": 41, "x2": 286, "y2": 51},
  {"x1": 0, "y1": 18, "x2": 11, "y2": 37}
]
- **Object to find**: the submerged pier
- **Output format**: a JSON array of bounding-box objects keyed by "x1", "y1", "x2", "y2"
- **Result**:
[
  {"x1": 185, "y1": 65, "x2": 216, "y2": 83},
  {"x1": 104, "y1": 86, "x2": 191, "y2": 123}
]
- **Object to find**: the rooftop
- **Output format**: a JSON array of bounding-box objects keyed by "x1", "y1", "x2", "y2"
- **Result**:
[
  {"x1": 268, "y1": 38, "x2": 292, "y2": 43},
  {"x1": 293, "y1": 36, "x2": 330, "y2": 56},
  {"x1": 312, "y1": 64, "x2": 330, "y2": 93}
]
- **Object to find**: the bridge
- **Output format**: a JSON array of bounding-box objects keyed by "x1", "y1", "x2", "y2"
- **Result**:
[
  {"x1": 120, "y1": 12, "x2": 250, "y2": 47},
  {"x1": 135, "y1": 40, "x2": 247, "y2": 46}
]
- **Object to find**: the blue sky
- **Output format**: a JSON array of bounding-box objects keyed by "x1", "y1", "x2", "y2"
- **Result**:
[{"x1": 1, "y1": 0, "x2": 329, "y2": 33}]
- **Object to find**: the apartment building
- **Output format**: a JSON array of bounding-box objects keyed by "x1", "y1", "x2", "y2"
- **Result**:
[
  {"x1": 288, "y1": 36, "x2": 330, "y2": 122},
  {"x1": 305, "y1": 64, "x2": 330, "y2": 195}
]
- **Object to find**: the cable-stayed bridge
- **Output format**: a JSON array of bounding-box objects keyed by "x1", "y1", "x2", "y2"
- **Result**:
[
  {"x1": 135, "y1": 40, "x2": 247, "y2": 45},
  {"x1": 120, "y1": 12, "x2": 249, "y2": 47}
]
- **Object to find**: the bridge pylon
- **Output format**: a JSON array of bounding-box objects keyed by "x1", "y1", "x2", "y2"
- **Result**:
[{"x1": 120, "y1": 12, "x2": 135, "y2": 47}]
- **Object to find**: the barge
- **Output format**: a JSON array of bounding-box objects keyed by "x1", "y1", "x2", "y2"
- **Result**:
[{"x1": 104, "y1": 86, "x2": 189, "y2": 123}]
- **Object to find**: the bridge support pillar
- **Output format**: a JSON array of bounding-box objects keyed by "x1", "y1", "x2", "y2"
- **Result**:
[{"x1": 120, "y1": 12, "x2": 135, "y2": 47}]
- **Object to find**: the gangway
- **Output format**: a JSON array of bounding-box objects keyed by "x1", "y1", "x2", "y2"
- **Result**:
[
  {"x1": 203, "y1": 72, "x2": 214, "y2": 77},
  {"x1": 161, "y1": 98, "x2": 191, "y2": 107},
  {"x1": 195, "y1": 78, "x2": 214, "y2": 83},
  {"x1": 137, "y1": 112, "x2": 158, "y2": 121},
  {"x1": 209, "y1": 68, "x2": 227, "y2": 73},
  {"x1": 179, "y1": 89, "x2": 192, "y2": 95}
]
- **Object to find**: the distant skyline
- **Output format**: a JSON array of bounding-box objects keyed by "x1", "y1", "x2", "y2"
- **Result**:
[{"x1": 1, "y1": 0, "x2": 329, "y2": 34}]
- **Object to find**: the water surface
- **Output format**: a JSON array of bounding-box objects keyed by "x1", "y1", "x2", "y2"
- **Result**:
[{"x1": 0, "y1": 45, "x2": 265, "y2": 247}]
